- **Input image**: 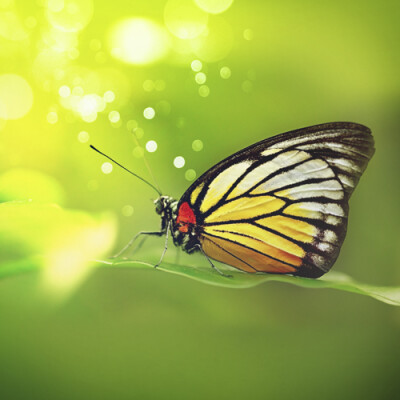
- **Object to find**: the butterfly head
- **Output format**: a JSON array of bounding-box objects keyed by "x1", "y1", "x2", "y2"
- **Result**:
[{"x1": 154, "y1": 196, "x2": 178, "y2": 217}]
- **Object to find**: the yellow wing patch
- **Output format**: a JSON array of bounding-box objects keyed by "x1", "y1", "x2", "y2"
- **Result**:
[
  {"x1": 204, "y1": 223, "x2": 305, "y2": 262},
  {"x1": 284, "y1": 202, "x2": 345, "y2": 220},
  {"x1": 199, "y1": 156, "x2": 344, "y2": 274},
  {"x1": 200, "y1": 236, "x2": 298, "y2": 274},
  {"x1": 204, "y1": 196, "x2": 284, "y2": 224},
  {"x1": 190, "y1": 182, "x2": 204, "y2": 204},
  {"x1": 257, "y1": 215, "x2": 317, "y2": 243},
  {"x1": 200, "y1": 161, "x2": 252, "y2": 213}
]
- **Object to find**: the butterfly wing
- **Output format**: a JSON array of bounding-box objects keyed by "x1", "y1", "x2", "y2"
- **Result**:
[{"x1": 178, "y1": 122, "x2": 375, "y2": 277}]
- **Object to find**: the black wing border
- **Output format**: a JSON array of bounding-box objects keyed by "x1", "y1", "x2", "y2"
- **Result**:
[{"x1": 179, "y1": 122, "x2": 373, "y2": 216}]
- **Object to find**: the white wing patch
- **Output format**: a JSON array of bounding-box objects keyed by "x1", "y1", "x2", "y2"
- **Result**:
[
  {"x1": 326, "y1": 215, "x2": 342, "y2": 226},
  {"x1": 276, "y1": 179, "x2": 344, "y2": 200},
  {"x1": 252, "y1": 159, "x2": 334, "y2": 194},
  {"x1": 284, "y1": 202, "x2": 345, "y2": 220},
  {"x1": 338, "y1": 174, "x2": 355, "y2": 189},
  {"x1": 228, "y1": 150, "x2": 311, "y2": 199},
  {"x1": 325, "y1": 157, "x2": 361, "y2": 173},
  {"x1": 261, "y1": 148, "x2": 281, "y2": 156}
]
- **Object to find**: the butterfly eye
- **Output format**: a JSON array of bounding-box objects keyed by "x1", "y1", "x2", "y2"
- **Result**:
[{"x1": 154, "y1": 198, "x2": 163, "y2": 215}]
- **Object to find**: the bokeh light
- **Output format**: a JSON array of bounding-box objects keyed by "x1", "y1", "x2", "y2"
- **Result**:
[
  {"x1": 126, "y1": 119, "x2": 138, "y2": 131},
  {"x1": 143, "y1": 80, "x2": 155, "y2": 92},
  {"x1": 173, "y1": 156, "x2": 185, "y2": 168},
  {"x1": 191, "y1": 16, "x2": 234, "y2": 62},
  {"x1": 220, "y1": 66, "x2": 231, "y2": 79},
  {"x1": 101, "y1": 162, "x2": 113, "y2": 174},
  {"x1": 78, "y1": 95, "x2": 98, "y2": 117},
  {"x1": 108, "y1": 18, "x2": 170, "y2": 65},
  {"x1": 243, "y1": 28, "x2": 254, "y2": 40},
  {"x1": 43, "y1": 214, "x2": 116, "y2": 294},
  {"x1": 121, "y1": 205, "x2": 134, "y2": 217},
  {"x1": 164, "y1": 0, "x2": 208, "y2": 39},
  {"x1": 194, "y1": 0, "x2": 234, "y2": 14},
  {"x1": 0, "y1": 74, "x2": 33, "y2": 120},
  {"x1": 46, "y1": 0, "x2": 94, "y2": 32},
  {"x1": 133, "y1": 146, "x2": 144, "y2": 158},
  {"x1": 108, "y1": 110, "x2": 120, "y2": 123},
  {"x1": 77, "y1": 94, "x2": 105, "y2": 122},
  {"x1": 46, "y1": 111, "x2": 59, "y2": 124},
  {"x1": 143, "y1": 107, "x2": 156, "y2": 119},
  {"x1": 192, "y1": 139, "x2": 203, "y2": 151},
  {"x1": 77, "y1": 131, "x2": 90, "y2": 143},
  {"x1": 195, "y1": 72, "x2": 207, "y2": 84},
  {"x1": 185, "y1": 169, "x2": 196, "y2": 181},
  {"x1": 59, "y1": 85, "x2": 71, "y2": 97},
  {"x1": 134, "y1": 127, "x2": 144, "y2": 139},
  {"x1": 145, "y1": 140, "x2": 158, "y2": 152},
  {"x1": 191, "y1": 59, "x2": 203, "y2": 71},
  {"x1": 0, "y1": 8, "x2": 29, "y2": 41},
  {"x1": 103, "y1": 90, "x2": 115, "y2": 102},
  {"x1": 242, "y1": 80, "x2": 253, "y2": 93},
  {"x1": 154, "y1": 80, "x2": 166, "y2": 91},
  {"x1": 198, "y1": 85, "x2": 210, "y2": 97}
]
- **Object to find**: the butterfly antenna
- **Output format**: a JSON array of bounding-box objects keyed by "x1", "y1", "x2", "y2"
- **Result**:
[
  {"x1": 90, "y1": 145, "x2": 162, "y2": 196},
  {"x1": 132, "y1": 134, "x2": 162, "y2": 195}
]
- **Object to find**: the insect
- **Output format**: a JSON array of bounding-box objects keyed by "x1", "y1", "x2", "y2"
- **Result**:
[{"x1": 91, "y1": 122, "x2": 374, "y2": 278}]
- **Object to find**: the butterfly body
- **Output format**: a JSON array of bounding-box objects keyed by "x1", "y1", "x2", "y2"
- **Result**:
[
  {"x1": 154, "y1": 196, "x2": 200, "y2": 253},
  {"x1": 151, "y1": 122, "x2": 374, "y2": 278}
]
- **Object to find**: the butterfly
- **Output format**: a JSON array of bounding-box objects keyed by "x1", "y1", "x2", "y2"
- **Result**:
[{"x1": 91, "y1": 122, "x2": 375, "y2": 278}]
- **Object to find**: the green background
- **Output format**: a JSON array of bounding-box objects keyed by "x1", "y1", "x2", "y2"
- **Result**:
[{"x1": 1, "y1": 0, "x2": 400, "y2": 399}]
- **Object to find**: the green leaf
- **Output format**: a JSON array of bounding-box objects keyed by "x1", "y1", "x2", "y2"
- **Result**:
[
  {"x1": 0, "y1": 201, "x2": 117, "y2": 291},
  {"x1": 1, "y1": 201, "x2": 399, "y2": 306},
  {"x1": 94, "y1": 258, "x2": 400, "y2": 306}
]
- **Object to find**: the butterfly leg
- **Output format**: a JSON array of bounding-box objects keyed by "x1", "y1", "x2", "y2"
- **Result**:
[
  {"x1": 191, "y1": 244, "x2": 232, "y2": 278},
  {"x1": 111, "y1": 230, "x2": 164, "y2": 259},
  {"x1": 154, "y1": 221, "x2": 170, "y2": 268}
]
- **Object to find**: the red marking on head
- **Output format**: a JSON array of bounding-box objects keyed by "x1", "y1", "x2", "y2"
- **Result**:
[{"x1": 176, "y1": 202, "x2": 196, "y2": 233}]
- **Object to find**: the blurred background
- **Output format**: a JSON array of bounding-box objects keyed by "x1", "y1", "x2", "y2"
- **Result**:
[{"x1": 1, "y1": 0, "x2": 400, "y2": 399}]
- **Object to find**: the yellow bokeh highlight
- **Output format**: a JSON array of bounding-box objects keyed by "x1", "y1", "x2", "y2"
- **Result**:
[
  {"x1": 101, "y1": 162, "x2": 113, "y2": 174},
  {"x1": 46, "y1": 0, "x2": 94, "y2": 32},
  {"x1": 77, "y1": 94, "x2": 105, "y2": 122},
  {"x1": 0, "y1": 74, "x2": 33, "y2": 120},
  {"x1": 191, "y1": 59, "x2": 203, "y2": 71},
  {"x1": 220, "y1": 66, "x2": 231, "y2": 79},
  {"x1": 108, "y1": 18, "x2": 170, "y2": 65},
  {"x1": 164, "y1": 0, "x2": 208, "y2": 39},
  {"x1": 121, "y1": 205, "x2": 134, "y2": 217},
  {"x1": 0, "y1": 9, "x2": 29, "y2": 41},
  {"x1": 194, "y1": 0, "x2": 234, "y2": 14},
  {"x1": 0, "y1": 168, "x2": 65, "y2": 204},
  {"x1": 191, "y1": 16, "x2": 234, "y2": 62},
  {"x1": 44, "y1": 214, "x2": 117, "y2": 295}
]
